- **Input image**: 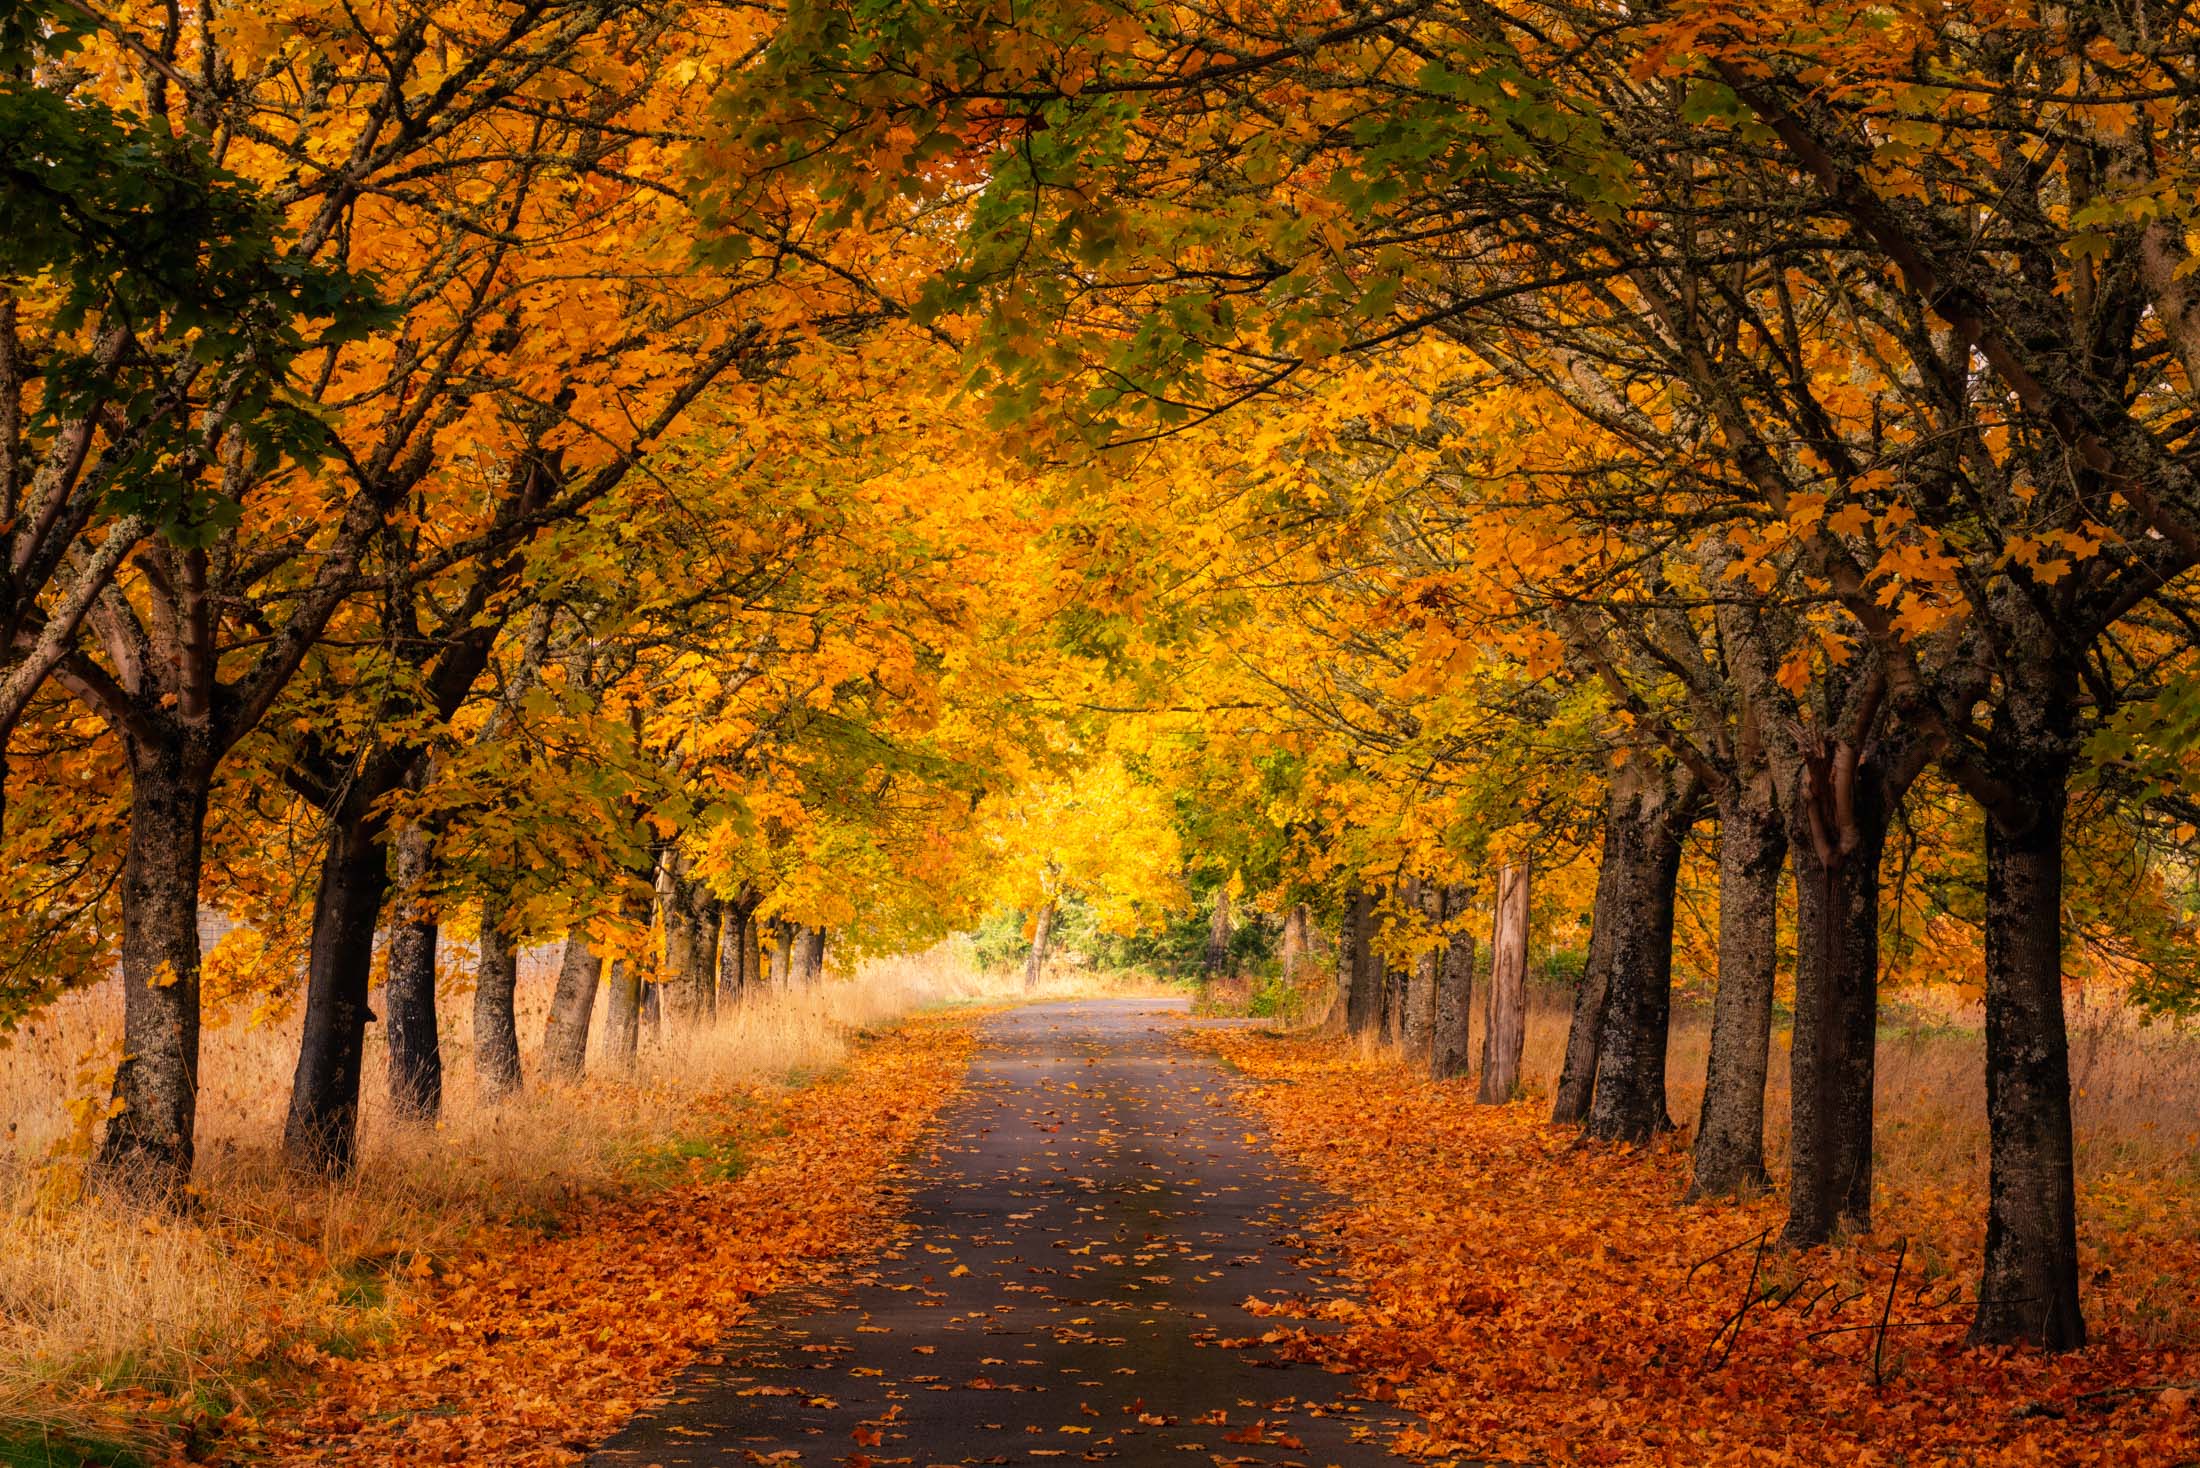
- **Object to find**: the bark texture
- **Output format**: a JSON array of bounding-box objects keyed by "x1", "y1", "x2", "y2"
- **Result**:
[
  {"x1": 1402, "y1": 882, "x2": 1438, "y2": 1069},
  {"x1": 383, "y1": 815, "x2": 442, "y2": 1124},
  {"x1": 1024, "y1": 901, "x2": 1057, "y2": 989},
  {"x1": 1585, "y1": 761, "x2": 1697, "y2": 1144},
  {"x1": 472, "y1": 888, "x2": 523, "y2": 1099},
  {"x1": 1690, "y1": 777, "x2": 1787, "y2": 1199},
  {"x1": 1478, "y1": 863, "x2": 1530, "y2": 1105},
  {"x1": 660, "y1": 855, "x2": 717, "y2": 1023},
  {"x1": 1343, "y1": 885, "x2": 1381, "y2": 1039},
  {"x1": 718, "y1": 895, "x2": 757, "y2": 1006},
  {"x1": 541, "y1": 928, "x2": 603, "y2": 1080},
  {"x1": 1971, "y1": 688, "x2": 2084, "y2": 1350},
  {"x1": 795, "y1": 925, "x2": 827, "y2": 984},
  {"x1": 1201, "y1": 884, "x2": 1233, "y2": 977},
  {"x1": 1782, "y1": 763, "x2": 1891, "y2": 1245},
  {"x1": 281, "y1": 804, "x2": 392, "y2": 1174},
  {"x1": 1432, "y1": 884, "x2": 1475, "y2": 1080},
  {"x1": 1552, "y1": 839, "x2": 1621, "y2": 1125},
  {"x1": 93, "y1": 734, "x2": 216, "y2": 1198}
]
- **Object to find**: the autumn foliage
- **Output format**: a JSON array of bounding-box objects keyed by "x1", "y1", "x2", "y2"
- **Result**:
[{"x1": 5, "y1": 0, "x2": 2200, "y2": 1460}]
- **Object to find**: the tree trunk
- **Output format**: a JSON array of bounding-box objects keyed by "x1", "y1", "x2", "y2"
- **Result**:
[
  {"x1": 1343, "y1": 884, "x2": 1381, "y2": 1039},
  {"x1": 1024, "y1": 901, "x2": 1057, "y2": 989},
  {"x1": 93, "y1": 733, "x2": 216, "y2": 1200},
  {"x1": 736, "y1": 906, "x2": 760, "y2": 996},
  {"x1": 1479, "y1": 863, "x2": 1530, "y2": 1104},
  {"x1": 660, "y1": 857, "x2": 716, "y2": 1024},
  {"x1": 717, "y1": 898, "x2": 749, "y2": 1006},
  {"x1": 1433, "y1": 885, "x2": 1475, "y2": 1079},
  {"x1": 281, "y1": 800, "x2": 393, "y2": 1175},
  {"x1": 1279, "y1": 902, "x2": 1311, "y2": 982},
  {"x1": 796, "y1": 925, "x2": 827, "y2": 984},
  {"x1": 1202, "y1": 884, "x2": 1233, "y2": 977},
  {"x1": 541, "y1": 927, "x2": 603, "y2": 1081},
  {"x1": 1404, "y1": 950, "x2": 1437, "y2": 1065},
  {"x1": 1690, "y1": 778, "x2": 1788, "y2": 1200},
  {"x1": 769, "y1": 919, "x2": 793, "y2": 988},
  {"x1": 384, "y1": 813, "x2": 442, "y2": 1125},
  {"x1": 605, "y1": 956, "x2": 642, "y2": 1066},
  {"x1": 1552, "y1": 843, "x2": 1621, "y2": 1124},
  {"x1": 1586, "y1": 766, "x2": 1693, "y2": 1145},
  {"x1": 472, "y1": 887, "x2": 523, "y2": 1099},
  {"x1": 1971, "y1": 737, "x2": 2084, "y2": 1349},
  {"x1": 1782, "y1": 775, "x2": 1887, "y2": 1245}
]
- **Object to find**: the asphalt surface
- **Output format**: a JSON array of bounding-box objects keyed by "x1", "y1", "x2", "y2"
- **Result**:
[{"x1": 588, "y1": 997, "x2": 1408, "y2": 1468}]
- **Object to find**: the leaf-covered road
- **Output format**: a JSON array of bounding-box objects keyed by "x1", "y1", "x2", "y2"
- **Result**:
[{"x1": 590, "y1": 998, "x2": 1408, "y2": 1467}]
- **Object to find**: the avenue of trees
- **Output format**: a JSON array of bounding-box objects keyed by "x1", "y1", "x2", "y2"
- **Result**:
[{"x1": 2, "y1": 0, "x2": 2196, "y2": 1367}]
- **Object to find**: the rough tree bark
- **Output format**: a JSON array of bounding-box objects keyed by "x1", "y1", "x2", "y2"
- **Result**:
[
  {"x1": 1781, "y1": 729, "x2": 1912, "y2": 1247},
  {"x1": 383, "y1": 809, "x2": 442, "y2": 1125},
  {"x1": 1552, "y1": 846, "x2": 1620, "y2": 1125},
  {"x1": 768, "y1": 919, "x2": 793, "y2": 988},
  {"x1": 660, "y1": 853, "x2": 717, "y2": 1024},
  {"x1": 541, "y1": 927, "x2": 603, "y2": 1081},
  {"x1": 795, "y1": 925, "x2": 827, "y2": 984},
  {"x1": 1585, "y1": 758, "x2": 1698, "y2": 1144},
  {"x1": 1690, "y1": 772, "x2": 1788, "y2": 1199},
  {"x1": 92, "y1": 731, "x2": 217, "y2": 1198},
  {"x1": 1478, "y1": 863, "x2": 1530, "y2": 1104},
  {"x1": 1343, "y1": 884, "x2": 1381, "y2": 1040},
  {"x1": 280, "y1": 798, "x2": 392, "y2": 1172},
  {"x1": 1432, "y1": 884, "x2": 1475, "y2": 1080},
  {"x1": 1201, "y1": 884, "x2": 1233, "y2": 977},
  {"x1": 737, "y1": 906, "x2": 760, "y2": 994},
  {"x1": 1024, "y1": 901, "x2": 1057, "y2": 989},
  {"x1": 1970, "y1": 675, "x2": 2085, "y2": 1350},
  {"x1": 718, "y1": 893, "x2": 757, "y2": 1006},
  {"x1": 472, "y1": 886, "x2": 523, "y2": 1099},
  {"x1": 1402, "y1": 881, "x2": 1438, "y2": 1069}
]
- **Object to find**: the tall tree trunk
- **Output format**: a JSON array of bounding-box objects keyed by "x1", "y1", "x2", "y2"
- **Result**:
[
  {"x1": 737, "y1": 906, "x2": 760, "y2": 996},
  {"x1": 660, "y1": 856, "x2": 715, "y2": 1024},
  {"x1": 605, "y1": 957, "x2": 642, "y2": 1066},
  {"x1": 1478, "y1": 863, "x2": 1530, "y2": 1104},
  {"x1": 1586, "y1": 765, "x2": 1694, "y2": 1145},
  {"x1": 796, "y1": 925, "x2": 827, "y2": 984},
  {"x1": 1279, "y1": 902, "x2": 1311, "y2": 982},
  {"x1": 93, "y1": 732, "x2": 216, "y2": 1200},
  {"x1": 1690, "y1": 777, "x2": 1788, "y2": 1200},
  {"x1": 1782, "y1": 770, "x2": 1888, "y2": 1244},
  {"x1": 768, "y1": 919, "x2": 793, "y2": 988},
  {"x1": 281, "y1": 799, "x2": 393, "y2": 1175},
  {"x1": 384, "y1": 811, "x2": 442, "y2": 1125},
  {"x1": 1971, "y1": 717, "x2": 2084, "y2": 1349},
  {"x1": 1024, "y1": 902, "x2": 1057, "y2": 989},
  {"x1": 1343, "y1": 884, "x2": 1381, "y2": 1039},
  {"x1": 1379, "y1": 882, "x2": 1409, "y2": 1047},
  {"x1": 1553, "y1": 844, "x2": 1621, "y2": 1124},
  {"x1": 541, "y1": 927, "x2": 603, "y2": 1081},
  {"x1": 472, "y1": 887, "x2": 523, "y2": 1099},
  {"x1": 1202, "y1": 883, "x2": 1233, "y2": 976},
  {"x1": 718, "y1": 897, "x2": 755, "y2": 1006},
  {"x1": 1403, "y1": 882, "x2": 1438, "y2": 1069},
  {"x1": 1432, "y1": 885, "x2": 1475, "y2": 1079}
]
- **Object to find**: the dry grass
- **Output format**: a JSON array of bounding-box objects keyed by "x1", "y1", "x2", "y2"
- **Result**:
[{"x1": 0, "y1": 940, "x2": 1167, "y2": 1453}]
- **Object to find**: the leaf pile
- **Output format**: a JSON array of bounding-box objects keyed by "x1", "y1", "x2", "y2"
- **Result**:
[
  {"x1": 218, "y1": 1016, "x2": 975, "y2": 1466},
  {"x1": 1193, "y1": 1028, "x2": 2199, "y2": 1466}
]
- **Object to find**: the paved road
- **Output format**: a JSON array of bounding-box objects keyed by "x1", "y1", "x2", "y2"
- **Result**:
[{"x1": 590, "y1": 998, "x2": 1407, "y2": 1468}]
